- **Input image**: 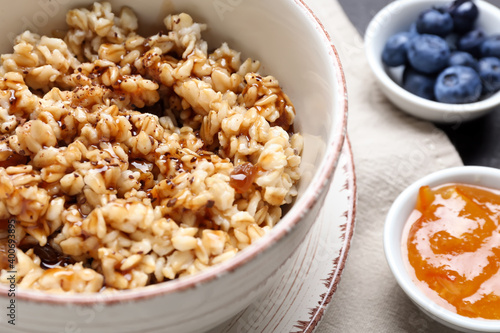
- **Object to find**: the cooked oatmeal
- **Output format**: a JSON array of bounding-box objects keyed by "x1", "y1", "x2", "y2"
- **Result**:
[{"x1": 0, "y1": 2, "x2": 302, "y2": 292}]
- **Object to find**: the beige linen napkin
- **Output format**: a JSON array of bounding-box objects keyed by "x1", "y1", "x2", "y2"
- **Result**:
[{"x1": 303, "y1": 0, "x2": 465, "y2": 332}]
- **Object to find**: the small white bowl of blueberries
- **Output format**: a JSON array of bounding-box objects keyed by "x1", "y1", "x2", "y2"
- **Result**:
[{"x1": 365, "y1": 0, "x2": 500, "y2": 123}]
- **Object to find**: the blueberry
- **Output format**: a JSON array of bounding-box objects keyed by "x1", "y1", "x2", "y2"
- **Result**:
[
  {"x1": 478, "y1": 57, "x2": 500, "y2": 94},
  {"x1": 449, "y1": 51, "x2": 478, "y2": 70},
  {"x1": 448, "y1": 0, "x2": 479, "y2": 33},
  {"x1": 409, "y1": 23, "x2": 418, "y2": 35},
  {"x1": 403, "y1": 67, "x2": 436, "y2": 100},
  {"x1": 445, "y1": 34, "x2": 459, "y2": 51},
  {"x1": 435, "y1": 66, "x2": 482, "y2": 103},
  {"x1": 480, "y1": 35, "x2": 500, "y2": 58},
  {"x1": 416, "y1": 8, "x2": 454, "y2": 36},
  {"x1": 457, "y1": 29, "x2": 486, "y2": 57},
  {"x1": 382, "y1": 32, "x2": 412, "y2": 67},
  {"x1": 407, "y1": 34, "x2": 450, "y2": 74}
]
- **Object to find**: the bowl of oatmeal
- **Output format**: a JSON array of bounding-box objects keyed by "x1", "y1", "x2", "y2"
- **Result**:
[{"x1": 0, "y1": 1, "x2": 347, "y2": 332}]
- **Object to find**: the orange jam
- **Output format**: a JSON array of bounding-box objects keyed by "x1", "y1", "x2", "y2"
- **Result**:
[{"x1": 404, "y1": 183, "x2": 500, "y2": 319}]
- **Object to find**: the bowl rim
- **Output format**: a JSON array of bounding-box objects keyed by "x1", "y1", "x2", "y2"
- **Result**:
[
  {"x1": 364, "y1": 0, "x2": 500, "y2": 117},
  {"x1": 2, "y1": 0, "x2": 348, "y2": 305},
  {"x1": 384, "y1": 166, "x2": 500, "y2": 331}
]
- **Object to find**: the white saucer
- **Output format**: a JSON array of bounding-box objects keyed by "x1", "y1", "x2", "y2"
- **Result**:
[{"x1": 210, "y1": 137, "x2": 357, "y2": 333}]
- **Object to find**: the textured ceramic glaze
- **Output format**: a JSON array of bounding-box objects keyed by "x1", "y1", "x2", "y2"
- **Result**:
[
  {"x1": 0, "y1": 0, "x2": 347, "y2": 332},
  {"x1": 365, "y1": 0, "x2": 500, "y2": 123},
  {"x1": 385, "y1": 166, "x2": 500, "y2": 332}
]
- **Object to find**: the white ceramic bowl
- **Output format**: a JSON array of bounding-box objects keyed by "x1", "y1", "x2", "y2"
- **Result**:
[
  {"x1": 0, "y1": 1, "x2": 348, "y2": 332},
  {"x1": 365, "y1": 0, "x2": 500, "y2": 123},
  {"x1": 385, "y1": 166, "x2": 500, "y2": 332}
]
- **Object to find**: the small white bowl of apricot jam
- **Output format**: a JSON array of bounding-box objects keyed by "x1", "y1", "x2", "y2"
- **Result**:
[{"x1": 385, "y1": 166, "x2": 500, "y2": 332}]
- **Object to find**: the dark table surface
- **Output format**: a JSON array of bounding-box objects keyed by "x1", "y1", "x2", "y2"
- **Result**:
[{"x1": 338, "y1": 0, "x2": 500, "y2": 166}]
